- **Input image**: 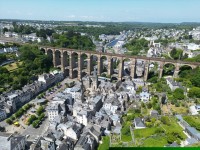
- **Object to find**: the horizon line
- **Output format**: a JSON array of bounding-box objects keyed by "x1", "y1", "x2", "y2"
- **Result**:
[{"x1": 1, "y1": 18, "x2": 200, "y2": 24}]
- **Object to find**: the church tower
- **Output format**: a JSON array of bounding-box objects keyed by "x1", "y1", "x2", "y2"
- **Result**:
[{"x1": 91, "y1": 67, "x2": 98, "y2": 91}]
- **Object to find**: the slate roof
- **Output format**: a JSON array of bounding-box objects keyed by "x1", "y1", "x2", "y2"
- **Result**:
[{"x1": 134, "y1": 117, "x2": 146, "y2": 128}]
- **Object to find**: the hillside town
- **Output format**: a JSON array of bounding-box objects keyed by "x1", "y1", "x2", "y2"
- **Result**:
[{"x1": 0, "y1": 19, "x2": 200, "y2": 150}]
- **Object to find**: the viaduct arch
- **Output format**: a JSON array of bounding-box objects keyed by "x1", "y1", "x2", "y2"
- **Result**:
[{"x1": 40, "y1": 47, "x2": 200, "y2": 81}]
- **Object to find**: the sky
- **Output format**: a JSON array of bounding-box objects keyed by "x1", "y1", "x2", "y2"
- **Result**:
[{"x1": 0, "y1": 0, "x2": 200, "y2": 23}]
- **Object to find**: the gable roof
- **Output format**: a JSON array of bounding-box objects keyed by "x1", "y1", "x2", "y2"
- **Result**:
[{"x1": 134, "y1": 117, "x2": 146, "y2": 128}]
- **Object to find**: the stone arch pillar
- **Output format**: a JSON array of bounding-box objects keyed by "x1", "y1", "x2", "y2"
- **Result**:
[
  {"x1": 52, "y1": 50, "x2": 56, "y2": 67},
  {"x1": 78, "y1": 53, "x2": 82, "y2": 80},
  {"x1": 87, "y1": 54, "x2": 92, "y2": 75},
  {"x1": 130, "y1": 58, "x2": 136, "y2": 79},
  {"x1": 107, "y1": 56, "x2": 113, "y2": 77},
  {"x1": 144, "y1": 60, "x2": 150, "y2": 81},
  {"x1": 173, "y1": 63, "x2": 180, "y2": 78},
  {"x1": 69, "y1": 52, "x2": 74, "y2": 79},
  {"x1": 97, "y1": 55, "x2": 103, "y2": 76},
  {"x1": 60, "y1": 50, "x2": 65, "y2": 72},
  {"x1": 118, "y1": 57, "x2": 124, "y2": 80},
  {"x1": 159, "y1": 61, "x2": 164, "y2": 78}
]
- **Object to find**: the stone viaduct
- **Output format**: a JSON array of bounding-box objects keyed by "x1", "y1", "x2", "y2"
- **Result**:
[{"x1": 40, "y1": 46, "x2": 200, "y2": 81}]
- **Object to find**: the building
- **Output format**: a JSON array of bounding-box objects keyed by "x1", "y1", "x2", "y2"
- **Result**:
[
  {"x1": 0, "y1": 109, "x2": 7, "y2": 121},
  {"x1": 38, "y1": 70, "x2": 64, "y2": 88},
  {"x1": 189, "y1": 105, "x2": 199, "y2": 115},
  {"x1": 47, "y1": 102, "x2": 66, "y2": 122},
  {"x1": 166, "y1": 78, "x2": 183, "y2": 91},
  {"x1": 0, "y1": 133, "x2": 26, "y2": 150},
  {"x1": 30, "y1": 136, "x2": 55, "y2": 150},
  {"x1": 185, "y1": 127, "x2": 200, "y2": 141},
  {"x1": 134, "y1": 117, "x2": 146, "y2": 129},
  {"x1": 140, "y1": 91, "x2": 150, "y2": 103}
]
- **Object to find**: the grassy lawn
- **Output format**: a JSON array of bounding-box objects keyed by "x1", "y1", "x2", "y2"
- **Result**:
[
  {"x1": 183, "y1": 115, "x2": 200, "y2": 131},
  {"x1": 134, "y1": 127, "x2": 160, "y2": 139},
  {"x1": 142, "y1": 135, "x2": 168, "y2": 147},
  {"x1": 98, "y1": 136, "x2": 110, "y2": 150},
  {"x1": 170, "y1": 104, "x2": 188, "y2": 114},
  {"x1": 133, "y1": 116, "x2": 186, "y2": 147},
  {"x1": 4, "y1": 61, "x2": 22, "y2": 72},
  {"x1": 121, "y1": 134, "x2": 132, "y2": 142}
]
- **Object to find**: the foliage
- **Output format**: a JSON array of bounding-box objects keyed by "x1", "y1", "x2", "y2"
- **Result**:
[
  {"x1": 36, "y1": 106, "x2": 44, "y2": 116},
  {"x1": 14, "y1": 108, "x2": 25, "y2": 118},
  {"x1": 183, "y1": 116, "x2": 200, "y2": 131},
  {"x1": 121, "y1": 124, "x2": 131, "y2": 137},
  {"x1": 0, "y1": 44, "x2": 53, "y2": 92},
  {"x1": 98, "y1": 136, "x2": 110, "y2": 150},
  {"x1": 32, "y1": 120, "x2": 40, "y2": 128},
  {"x1": 179, "y1": 67, "x2": 200, "y2": 88},
  {"x1": 13, "y1": 23, "x2": 36, "y2": 34},
  {"x1": 27, "y1": 115, "x2": 37, "y2": 125},
  {"x1": 141, "y1": 135, "x2": 168, "y2": 147},
  {"x1": 0, "y1": 126, "x2": 5, "y2": 132},
  {"x1": 161, "y1": 116, "x2": 170, "y2": 126},
  {"x1": 163, "y1": 64, "x2": 175, "y2": 76},
  {"x1": 36, "y1": 29, "x2": 54, "y2": 39},
  {"x1": 172, "y1": 88, "x2": 184, "y2": 100},
  {"x1": 170, "y1": 48, "x2": 183, "y2": 60},
  {"x1": 6, "y1": 118, "x2": 12, "y2": 125},
  {"x1": 185, "y1": 54, "x2": 200, "y2": 62},
  {"x1": 49, "y1": 31, "x2": 95, "y2": 50},
  {"x1": 0, "y1": 54, "x2": 7, "y2": 64},
  {"x1": 125, "y1": 38, "x2": 149, "y2": 55},
  {"x1": 166, "y1": 131, "x2": 184, "y2": 144},
  {"x1": 148, "y1": 76, "x2": 158, "y2": 83},
  {"x1": 188, "y1": 87, "x2": 200, "y2": 98},
  {"x1": 38, "y1": 113, "x2": 45, "y2": 121}
]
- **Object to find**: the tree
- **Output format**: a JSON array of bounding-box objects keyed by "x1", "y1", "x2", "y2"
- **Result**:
[
  {"x1": 32, "y1": 120, "x2": 39, "y2": 128},
  {"x1": 36, "y1": 106, "x2": 44, "y2": 116},
  {"x1": 173, "y1": 88, "x2": 184, "y2": 100},
  {"x1": 27, "y1": 115, "x2": 37, "y2": 125},
  {"x1": 6, "y1": 118, "x2": 12, "y2": 125},
  {"x1": 161, "y1": 116, "x2": 170, "y2": 125},
  {"x1": 147, "y1": 103, "x2": 152, "y2": 109},
  {"x1": 0, "y1": 126, "x2": 5, "y2": 132},
  {"x1": 3, "y1": 28, "x2": 8, "y2": 33},
  {"x1": 188, "y1": 87, "x2": 200, "y2": 98},
  {"x1": 170, "y1": 48, "x2": 183, "y2": 60},
  {"x1": 167, "y1": 133, "x2": 176, "y2": 144}
]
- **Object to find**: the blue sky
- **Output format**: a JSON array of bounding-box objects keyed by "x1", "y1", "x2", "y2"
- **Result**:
[{"x1": 0, "y1": 0, "x2": 200, "y2": 23}]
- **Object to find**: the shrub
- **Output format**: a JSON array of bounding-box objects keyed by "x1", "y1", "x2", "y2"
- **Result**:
[
  {"x1": 6, "y1": 118, "x2": 12, "y2": 125},
  {"x1": 175, "y1": 102, "x2": 180, "y2": 107}
]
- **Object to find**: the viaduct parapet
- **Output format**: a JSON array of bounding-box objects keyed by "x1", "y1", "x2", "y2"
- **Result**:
[{"x1": 40, "y1": 46, "x2": 200, "y2": 81}]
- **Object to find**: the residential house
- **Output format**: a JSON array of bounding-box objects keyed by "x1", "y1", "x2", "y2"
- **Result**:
[
  {"x1": 166, "y1": 78, "x2": 183, "y2": 91},
  {"x1": 47, "y1": 102, "x2": 66, "y2": 122},
  {"x1": 30, "y1": 136, "x2": 55, "y2": 150},
  {"x1": 185, "y1": 127, "x2": 200, "y2": 141},
  {"x1": 134, "y1": 117, "x2": 146, "y2": 129},
  {"x1": 0, "y1": 133, "x2": 26, "y2": 150},
  {"x1": 140, "y1": 91, "x2": 150, "y2": 103}
]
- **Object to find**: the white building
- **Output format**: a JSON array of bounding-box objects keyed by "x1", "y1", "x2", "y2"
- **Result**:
[
  {"x1": 4, "y1": 32, "x2": 12, "y2": 37},
  {"x1": 166, "y1": 78, "x2": 182, "y2": 91},
  {"x1": 140, "y1": 91, "x2": 150, "y2": 103},
  {"x1": 47, "y1": 103, "x2": 60, "y2": 121}
]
